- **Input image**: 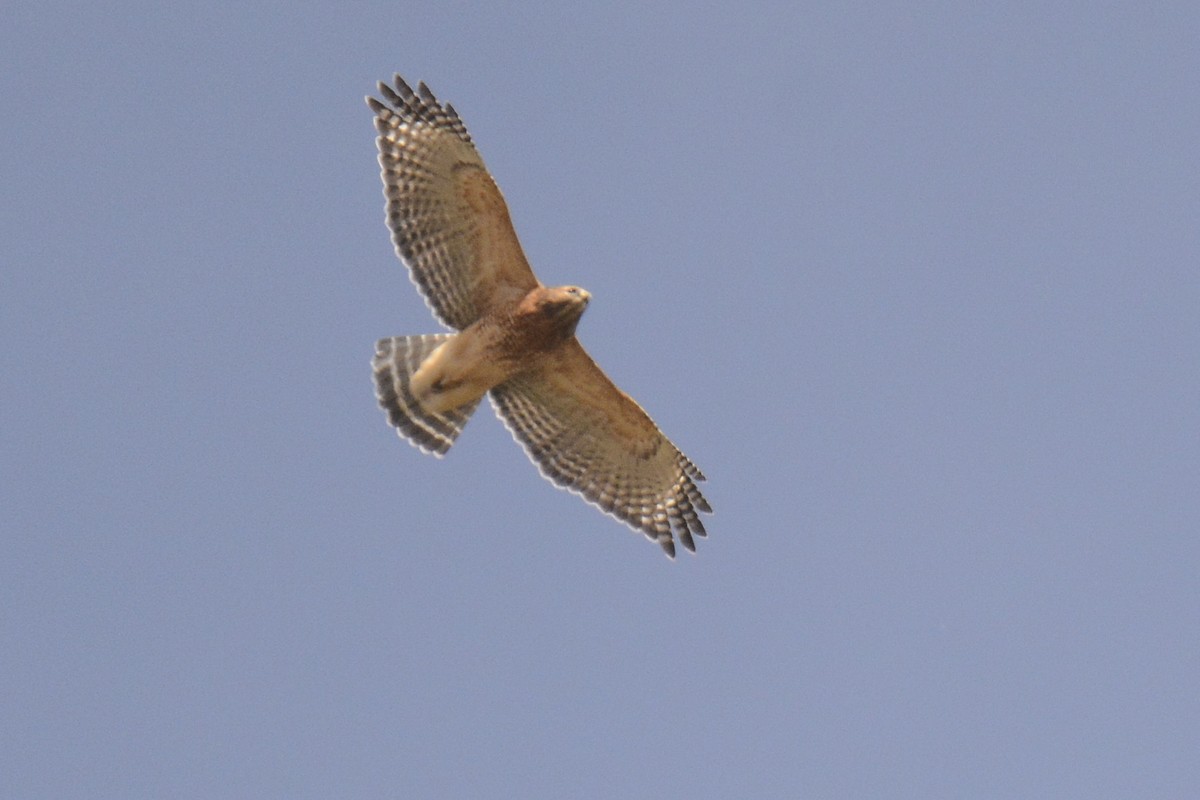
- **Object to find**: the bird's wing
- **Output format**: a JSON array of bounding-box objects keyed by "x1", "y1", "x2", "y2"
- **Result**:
[
  {"x1": 368, "y1": 76, "x2": 540, "y2": 330},
  {"x1": 490, "y1": 339, "x2": 710, "y2": 557}
]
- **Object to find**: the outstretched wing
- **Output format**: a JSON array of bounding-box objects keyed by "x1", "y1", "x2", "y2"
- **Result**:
[
  {"x1": 490, "y1": 340, "x2": 711, "y2": 558},
  {"x1": 368, "y1": 76, "x2": 540, "y2": 330}
]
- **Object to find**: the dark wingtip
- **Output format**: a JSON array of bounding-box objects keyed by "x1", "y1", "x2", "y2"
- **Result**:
[
  {"x1": 660, "y1": 537, "x2": 677, "y2": 559},
  {"x1": 679, "y1": 529, "x2": 697, "y2": 553}
]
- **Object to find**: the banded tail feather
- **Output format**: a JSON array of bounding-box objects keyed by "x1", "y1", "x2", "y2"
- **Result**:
[{"x1": 373, "y1": 334, "x2": 482, "y2": 456}]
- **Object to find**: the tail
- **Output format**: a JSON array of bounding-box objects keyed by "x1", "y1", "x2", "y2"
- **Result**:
[{"x1": 373, "y1": 334, "x2": 482, "y2": 457}]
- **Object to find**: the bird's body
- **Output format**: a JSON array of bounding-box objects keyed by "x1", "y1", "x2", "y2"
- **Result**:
[
  {"x1": 406, "y1": 286, "x2": 589, "y2": 414},
  {"x1": 368, "y1": 75, "x2": 711, "y2": 557}
]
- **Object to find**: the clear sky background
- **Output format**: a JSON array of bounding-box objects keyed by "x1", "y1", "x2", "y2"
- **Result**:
[{"x1": 3, "y1": 3, "x2": 1198, "y2": 797}]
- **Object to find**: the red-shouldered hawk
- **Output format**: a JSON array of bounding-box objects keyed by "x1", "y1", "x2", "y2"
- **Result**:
[{"x1": 369, "y1": 76, "x2": 711, "y2": 558}]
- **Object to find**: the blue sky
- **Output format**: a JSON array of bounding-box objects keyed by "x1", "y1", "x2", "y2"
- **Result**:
[{"x1": 3, "y1": 3, "x2": 1198, "y2": 797}]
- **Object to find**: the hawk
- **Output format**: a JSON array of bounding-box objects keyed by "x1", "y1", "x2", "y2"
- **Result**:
[{"x1": 368, "y1": 76, "x2": 711, "y2": 557}]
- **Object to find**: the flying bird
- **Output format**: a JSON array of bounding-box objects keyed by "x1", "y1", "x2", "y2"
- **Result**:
[{"x1": 368, "y1": 76, "x2": 711, "y2": 557}]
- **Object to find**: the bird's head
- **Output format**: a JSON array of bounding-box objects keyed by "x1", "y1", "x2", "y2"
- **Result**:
[
  {"x1": 521, "y1": 285, "x2": 591, "y2": 339},
  {"x1": 537, "y1": 284, "x2": 588, "y2": 326}
]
